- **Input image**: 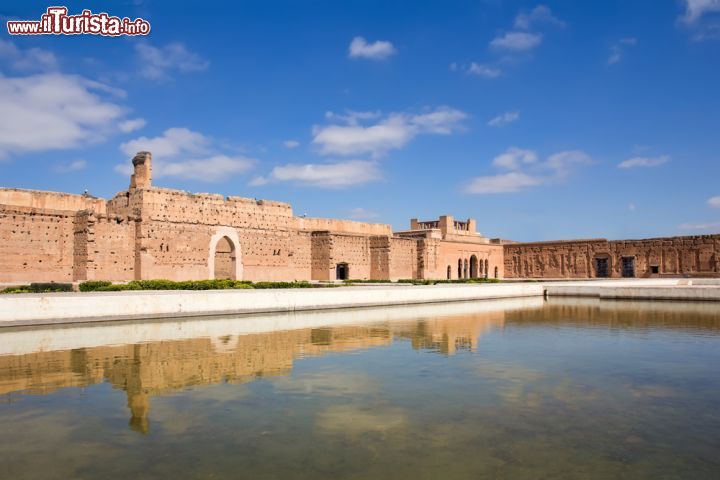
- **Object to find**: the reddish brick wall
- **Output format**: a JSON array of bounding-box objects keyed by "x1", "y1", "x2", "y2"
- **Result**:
[
  {"x1": 504, "y1": 235, "x2": 720, "y2": 278},
  {"x1": 0, "y1": 205, "x2": 75, "y2": 283}
]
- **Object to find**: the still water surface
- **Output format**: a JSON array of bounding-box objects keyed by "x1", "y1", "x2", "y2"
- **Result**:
[{"x1": 1, "y1": 298, "x2": 719, "y2": 479}]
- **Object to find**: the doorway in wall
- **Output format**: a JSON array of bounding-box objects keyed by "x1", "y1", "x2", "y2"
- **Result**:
[
  {"x1": 336, "y1": 263, "x2": 349, "y2": 280},
  {"x1": 213, "y1": 236, "x2": 236, "y2": 280},
  {"x1": 621, "y1": 257, "x2": 635, "y2": 278},
  {"x1": 470, "y1": 255, "x2": 478, "y2": 278},
  {"x1": 595, "y1": 257, "x2": 609, "y2": 278}
]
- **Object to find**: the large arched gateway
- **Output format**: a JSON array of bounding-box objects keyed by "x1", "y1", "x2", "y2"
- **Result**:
[
  {"x1": 208, "y1": 228, "x2": 243, "y2": 280},
  {"x1": 213, "y1": 237, "x2": 236, "y2": 280}
]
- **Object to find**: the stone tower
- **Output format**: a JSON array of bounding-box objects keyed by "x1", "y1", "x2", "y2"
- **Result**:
[{"x1": 130, "y1": 151, "x2": 152, "y2": 189}]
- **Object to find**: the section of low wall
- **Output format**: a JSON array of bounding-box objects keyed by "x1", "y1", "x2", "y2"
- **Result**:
[
  {"x1": 545, "y1": 279, "x2": 720, "y2": 301},
  {"x1": 0, "y1": 283, "x2": 544, "y2": 326}
]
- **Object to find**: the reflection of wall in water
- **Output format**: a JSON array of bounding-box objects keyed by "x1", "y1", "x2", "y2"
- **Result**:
[
  {"x1": 391, "y1": 312, "x2": 506, "y2": 355},
  {"x1": 0, "y1": 325, "x2": 392, "y2": 434},
  {"x1": 505, "y1": 299, "x2": 720, "y2": 332},
  {"x1": 0, "y1": 313, "x2": 511, "y2": 432}
]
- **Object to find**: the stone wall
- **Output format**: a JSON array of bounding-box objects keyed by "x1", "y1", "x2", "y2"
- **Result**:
[
  {"x1": 504, "y1": 235, "x2": 720, "y2": 279},
  {"x1": 84, "y1": 213, "x2": 137, "y2": 281},
  {"x1": 0, "y1": 205, "x2": 76, "y2": 282},
  {"x1": 310, "y1": 231, "x2": 373, "y2": 280},
  {"x1": 426, "y1": 240, "x2": 504, "y2": 280},
  {"x1": 389, "y1": 237, "x2": 418, "y2": 280},
  {"x1": 0, "y1": 188, "x2": 106, "y2": 214}
]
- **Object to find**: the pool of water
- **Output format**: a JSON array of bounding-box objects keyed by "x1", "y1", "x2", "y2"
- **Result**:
[{"x1": 1, "y1": 297, "x2": 719, "y2": 479}]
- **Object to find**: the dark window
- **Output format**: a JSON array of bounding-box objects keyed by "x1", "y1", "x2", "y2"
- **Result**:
[
  {"x1": 621, "y1": 257, "x2": 635, "y2": 278},
  {"x1": 650, "y1": 265, "x2": 659, "y2": 274},
  {"x1": 595, "y1": 258, "x2": 609, "y2": 278},
  {"x1": 336, "y1": 263, "x2": 349, "y2": 280}
]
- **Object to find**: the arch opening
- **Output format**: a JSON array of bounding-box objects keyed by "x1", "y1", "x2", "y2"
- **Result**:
[
  {"x1": 213, "y1": 236, "x2": 236, "y2": 280},
  {"x1": 470, "y1": 255, "x2": 478, "y2": 278}
]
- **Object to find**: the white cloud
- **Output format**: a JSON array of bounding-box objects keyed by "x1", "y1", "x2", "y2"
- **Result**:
[
  {"x1": 54, "y1": 159, "x2": 87, "y2": 173},
  {"x1": 0, "y1": 40, "x2": 58, "y2": 72},
  {"x1": 157, "y1": 155, "x2": 255, "y2": 181},
  {"x1": 545, "y1": 150, "x2": 593, "y2": 177},
  {"x1": 487, "y1": 111, "x2": 520, "y2": 127},
  {"x1": 490, "y1": 32, "x2": 543, "y2": 51},
  {"x1": 607, "y1": 38, "x2": 637, "y2": 65},
  {"x1": 450, "y1": 62, "x2": 502, "y2": 78},
  {"x1": 492, "y1": 147, "x2": 537, "y2": 170},
  {"x1": 312, "y1": 107, "x2": 466, "y2": 157},
  {"x1": 514, "y1": 5, "x2": 565, "y2": 29},
  {"x1": 120, "y1": 127, "x2": 211, "y2": 158},
  {"x1": 348, "y1": 37, "x2": 396, "y2": 60},
  {"x1": 135, "y1": 42, "x2": 209, "y2": 81},
  {"x1": 118, "y1": 118, "x2": 146, "y2": 133},
  {"x1": 465, "y1": 148, "x2": 592, "y2": 195},
  {"x1": 253, "y1": 160, "x2": 382, "y2": 188},
  {"x1": 678, "y1": 221, "x2": 720, "y2": 231},
  {"x1": 283, "y1": 140, "x2": 300, "y2": 149},
  {"x1": 465, "y1": 172, "x2": 543, "y2": 194},
  {"x1": 117, "y1": 128, "x2": 254, "y2": 182},
  {"x1": 708, "y1": 196, "x2": 720, "y2": 208},
  {"x1": 325, "y1": 110, "x2": 382, "y2": 125},
  {"x1": 349, "y1": 207, "x2": 378, "y2": 220},
  {"x1": 618, "y1": 155, "x2": 670, "y2": 169},
  {"x1": 467, "y1": 62, "x2": 502, "y2": 78},
  {"x1": 0, "y1": 73, "x2": 125, "y2": 159},
  {"x1": 680, "y1": 0, "x2": 720, "y2": 24}
]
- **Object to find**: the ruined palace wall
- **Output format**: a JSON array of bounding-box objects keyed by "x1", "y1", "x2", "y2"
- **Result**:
[
  {"x1": 503, "y1": 235, "x2": 720, "y2": 278},
  {"x1": 130, "y1": 188, "x2": 295, "y2": 228},
  {"x1": 0, "y1": 205, "x2": 76, "y2": 282},
  {"x1": 135, "y1": 220, "x2": 312, "y2": 281},
  {"x1": 123, "y1": 188, "x2": 393, "y2": 282},
  {"x1": 311, "y1": 232, "x2": 333, "y2": 281},
  {"x1": 83, "y1": 214, "x2": 136, "y2": 281},
  {"x1": 121, "y1": 189, "x2": 311, "y2": 281},
  {"x1": 0, "y1": 188, "x2": 106, "y2": 214},
  {"x1": 369, "y1": 236, "x2": 390, "y2": 280},
  {"x1": 430, "y1": 241, "x2": 504, "y2": 280},
  {"x1": 295, "y1": 217, "x2": 392, "y2": 236},
  {"x1": 326, "y1": 233, "x2": 372, "y2": 280},
  {"x1": 389, "y1": 237, "x2": 418, "y2": 280},
  {"x1": 311, "y1": 232, "x2": 373, "y2": 280},
  {"x1": 503, "y1": 239, "x2": 603, "y2": 279}
]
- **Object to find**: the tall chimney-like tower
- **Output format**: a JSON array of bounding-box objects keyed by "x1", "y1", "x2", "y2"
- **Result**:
[{"x1": 130, "y1": 151, "x2": 152, "y2": 190}]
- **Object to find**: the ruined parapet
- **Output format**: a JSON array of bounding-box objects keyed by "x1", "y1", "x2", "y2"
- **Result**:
[{"x1": 130, "y1": 151, "x2": 152, "y2": 190}]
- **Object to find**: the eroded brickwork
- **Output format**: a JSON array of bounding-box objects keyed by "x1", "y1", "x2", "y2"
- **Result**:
[
  {"x1": 2, "y1": 151, "x2": 718, "y2": 283},
  {"x1": 0, "y1": 205, "x2": 76, "y2": 282},
  {"x1": 503, "y1": 236, "x2": 720, "y2": 279}
]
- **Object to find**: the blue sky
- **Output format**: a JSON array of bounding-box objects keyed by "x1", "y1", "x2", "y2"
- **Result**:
[{"x1": 1, "y1": 0, "x2": 719, "y2": 241}]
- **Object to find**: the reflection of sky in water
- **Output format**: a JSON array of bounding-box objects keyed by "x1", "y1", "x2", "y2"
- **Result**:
[{"x1": 0, "y1": 299, "x2": 719, "y2": 479}]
